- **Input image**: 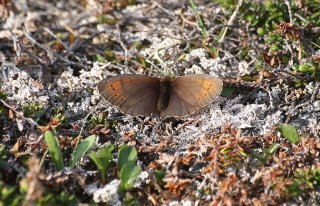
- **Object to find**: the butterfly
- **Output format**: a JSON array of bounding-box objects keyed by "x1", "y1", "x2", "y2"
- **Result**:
[{"x1": 98, "y1": 74, "x2": 223, "y2": 118}]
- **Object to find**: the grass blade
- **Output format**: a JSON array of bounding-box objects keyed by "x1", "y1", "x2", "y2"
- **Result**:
[{"x1": 189, "y1": 0, "x2": 208, "y2": 38}]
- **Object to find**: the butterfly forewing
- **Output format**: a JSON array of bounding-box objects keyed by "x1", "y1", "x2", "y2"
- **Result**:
[
  {"x1": 161, "y1": 74, "x2": 223, "y2": 117},
  {"x1": 174, "y1": 75, "x2": 223, "y2": 106},
  {"x1": 98, "y1": 75, "x2": 160, "y2": 116}
]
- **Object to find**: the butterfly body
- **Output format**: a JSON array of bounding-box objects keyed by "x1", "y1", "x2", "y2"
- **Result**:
[
  {"x1": 98, "y1": 74, "x2": 223, "y2": 118},
  {"x1": 158, "y1": 77, "x2": 173, "y2": 112}
]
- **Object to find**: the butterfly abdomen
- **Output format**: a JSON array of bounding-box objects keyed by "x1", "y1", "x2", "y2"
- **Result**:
[{"x1": 157, "y1": 78, "x2": 172, "y2": 111}]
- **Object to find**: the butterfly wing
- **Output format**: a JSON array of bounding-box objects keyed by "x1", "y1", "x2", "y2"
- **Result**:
[
  {"x1": 98, "y1": 74, "x2": 160, "y2": 116},
  {"x1": 160, "y1": 74, "x2": 223, "y2": 118}
]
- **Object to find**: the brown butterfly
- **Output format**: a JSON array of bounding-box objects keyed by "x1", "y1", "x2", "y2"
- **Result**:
[{"x1": 98, "y1": 74, "x2": 223, "y2": 118}]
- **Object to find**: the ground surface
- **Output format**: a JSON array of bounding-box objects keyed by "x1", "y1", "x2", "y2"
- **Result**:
[{"x1": 0, "y1": 0, "x2": 320, "y2": 205}]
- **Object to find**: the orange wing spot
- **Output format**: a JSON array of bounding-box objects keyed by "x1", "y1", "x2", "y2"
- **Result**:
[{"x1": 203, "y1": 81, "x2": 213, "y2": 90}]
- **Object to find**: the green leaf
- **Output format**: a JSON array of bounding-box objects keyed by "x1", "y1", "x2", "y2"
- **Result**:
[
  {"x1": 155, "y1": 169, "x2": 166, "y2": 184},
  {"x1": 70, "y1": 135, "x2": 96, "y2": 168},
  {"x1": 44, "y1": 130, "x2": 64, "y2": 170},
  {"x1": 119, "y1": 162, "x2": 141, "y2": 192},
  {"x1": 123, "y1": 193, "x2": 138, "y2": 206},
  {"x1": 253, "y1": 153, "x2": 267, "y2": 165},
  {"x1": 118, "y1": 145, "x2": 138, "y2": 170},
  {"x1": 99, "y1": 144, "x2": 114, "y2": 165},
  {"x1": 89, "y1": 144, "x2": 114, "y2": 182},
  {"x1": 277, "y1": 124, "x2": 301, "y2": 144},
  {"x1": 267, "y1": 143, "x2": 280, "y2": 155},
  {"x1": 0, "y1": 144, "x2": 6, "y2": 157},
  {"x1": 220, "y1": 86, "x2": 234, "y2": 97},
  {"x1": 1, "y1": 185, "x2": 15, "y2": 199},
  {"x1": 0, "y1": 91, "x2": 8, "y2": 100},
  {"x1": 95, "y1": 54, "x2": 106, "y2": 63},
  {"x1": 89, "y1": 152, "x2": 104, "y2": 172}
]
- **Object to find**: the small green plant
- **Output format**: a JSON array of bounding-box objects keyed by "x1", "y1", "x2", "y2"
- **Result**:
[
  {"x1": 277, "y1": 124, "x2": 301, "y2": 144},
  {"x1": 118, "y1": 145, "x2": 138, "y2": 169},
  {"x1": 292, "y1": 60, "x2": 320, "y2": 87},
  {"x1": 0, "y1": 181, "x2": 24, "y2": 206},
  {"x1": 94, "y1": 54, "x2": 106, "y2": 63},
  {"x1": 154, "y1": 169, "x2": 166, "y2": 185},
  {"x1": 1, "y1": 178, "x2": 75, "y2": 205},
  {"x1": 295, "y1": 62, "x2": 316, "y2": 74},
  {"x1": 118, "y1": 145, "x2": 141, "y2": 192},
  {"x1": 88, "y1": 113, "x2": 117, "y2": 132},
  {"x1": 51, "y1": 107, "x2": 67, "y2": 124},
  {"x1": 265, "y1": 33, "x2": 284, "y2": 54},
  {"x1": 254, "y1": 143, "x2": 280, "y2": 165},
  {"x1": 217, "y1": 0, "x2": 320, "y2": 34},
  {"x1": 89, "y1": 113, "x2": 106, "y2": 128},
  {"x1": 0, "y1": 91, "x2": 7, "y2": 100},
  {"x1": 44, "y1": 130, "x2": 96, "y2": 170},
  {"x1": 289, "y1": 167, "x2": 320, "y2": 197},
  {"x1": 216, "y1": 0, "x2": 288, "y2": 34},
  {"x1": 119, "y1": 161, "x2": 141, "y2": 192},
  {"x1": 38, "y1": 191, "x2": 77, "y2": 205},
  {"x1": 123, "y1": 193, "x2": 138, "y2": 206},
  {"x1": 293, "y1": 61, "x2": 320, "y2": 81},
  {"x1": 220, "y1": 144, "x2": 248, "y2": 167},
  {"x1": 23, "y1": 103, "x2": 46, "y2": 123},
  {"x1": 90, "y1": 145, "x2": 141, "y2": 193},
  {"x1": 89, "y1": 144, "x2": 115, "y2": 183},
  {"x1": 44, "y1": 130, "x2": 64, "y2": 170},
  {"x1": 69, "y1": 135, "x2": 96, "y2": 168}
]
